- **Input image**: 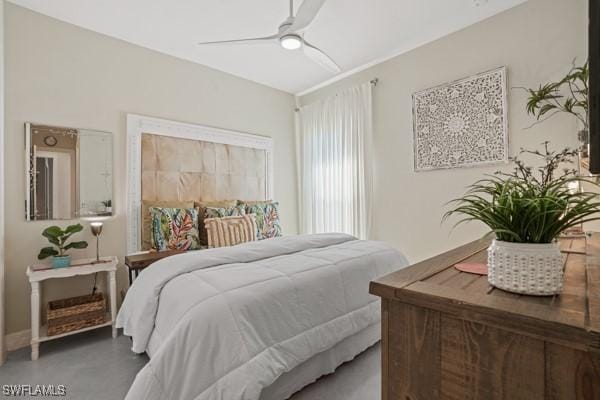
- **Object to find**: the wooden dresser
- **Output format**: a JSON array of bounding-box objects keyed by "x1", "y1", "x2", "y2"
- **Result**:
[{"x1": 370, "y1": 235, "x2": 600, "y2": 400}]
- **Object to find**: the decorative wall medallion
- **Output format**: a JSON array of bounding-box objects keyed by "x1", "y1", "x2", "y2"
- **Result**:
[
  {"x1": 43, "y1": 135, "x2": 58, "y2": 147},
  {"x1": 412, "y1": 67, "x2": 508, "y2": 171}
]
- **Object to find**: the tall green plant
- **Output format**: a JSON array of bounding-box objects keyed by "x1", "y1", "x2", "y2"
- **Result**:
[
  {"x1": 444, "y1": 143, "x2": 600, "y2": 243},
  {"x1": 38, "y1": 223, "x2": 88, "y2": 259},
  {"x1": 522, "y1": 60, "x2": 588, "y2": 130}
]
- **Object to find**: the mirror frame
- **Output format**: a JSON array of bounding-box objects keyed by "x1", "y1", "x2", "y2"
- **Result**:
[{"x1": 25, "y1": 122, "x2": 114, "y2": 221}]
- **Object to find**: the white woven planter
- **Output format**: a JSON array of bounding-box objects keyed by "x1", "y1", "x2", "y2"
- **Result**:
[{"x1": 487, "y1": 240, "x2": 563, "y2": 295}]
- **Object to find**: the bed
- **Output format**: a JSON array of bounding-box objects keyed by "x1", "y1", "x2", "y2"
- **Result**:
[
  {"x1": 121, "y1": 115, "x2": 409, "y2": 399},
  {"x1": 116, "y1": 233, "x2": 408, "y2": 400}
]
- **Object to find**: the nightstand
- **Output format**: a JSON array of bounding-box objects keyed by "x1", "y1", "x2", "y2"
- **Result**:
[
  {"x1": 124, "y1": 250, "x2": 184, "y2": 284},
  {"x1": 26, "y1": 256, "x2": 118, "y2": 361}
]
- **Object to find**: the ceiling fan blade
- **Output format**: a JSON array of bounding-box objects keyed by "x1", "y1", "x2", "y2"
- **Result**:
[
  {"x1": 198, "y1": 34, "x2": 279, "y2": 46},
  {"x1": 303, "y1": 40, "x2": 341, "y2": 73},
  {"x1": 289, "y1": 0, "x2": 326, "y2": 33}
]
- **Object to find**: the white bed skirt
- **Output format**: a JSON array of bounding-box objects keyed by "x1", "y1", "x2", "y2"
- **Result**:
[
  {"x1": 260, "y1": 323, "x2": 380, "y2": 400},
  {"x1": 148, "y1": 323, "x2": 380, "y2": 400}
]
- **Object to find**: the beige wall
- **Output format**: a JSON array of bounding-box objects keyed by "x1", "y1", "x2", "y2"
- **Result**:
[
  {"x1": 0, "y1": 0, "x2": 5, "y2": 363},
  {"x1": 4, "y1": 4, "x2": 298, "y2": 334},
  {"x1": 299, "y1": 0, "x2": 587, "y2": 263}
]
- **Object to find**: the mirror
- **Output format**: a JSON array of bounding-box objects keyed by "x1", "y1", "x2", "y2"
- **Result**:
[{"x1": 26, "y1": 123, "x2": 113, "y2": 220}]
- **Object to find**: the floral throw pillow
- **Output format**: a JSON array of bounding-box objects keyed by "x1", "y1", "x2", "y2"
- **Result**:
[
  {"x1": 150, "y1": 207, "x2": 200, "y2": 251},
  {"x1": 245, "y1": 202, "x2": 282, "y2": 240},
  {"x1": 204, "y1": 204, "x2": 246, "y2": 219}
]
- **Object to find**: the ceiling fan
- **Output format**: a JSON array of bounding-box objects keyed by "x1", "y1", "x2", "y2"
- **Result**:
[{"x1": 198, "y1": 0, "x2": 341, "y2": 73}]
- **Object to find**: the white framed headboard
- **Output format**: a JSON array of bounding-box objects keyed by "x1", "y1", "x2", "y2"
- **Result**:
[{"x1": 126, "y1": 114, "x2": 274, "y2": 254}]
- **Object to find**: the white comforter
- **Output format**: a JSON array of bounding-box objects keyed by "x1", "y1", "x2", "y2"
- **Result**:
[{"x1": 117, "y1": 233, "x2": 408, "y2": 400}]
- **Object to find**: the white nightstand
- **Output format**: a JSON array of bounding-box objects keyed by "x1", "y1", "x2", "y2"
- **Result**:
[{"x1": 26, "y1": 256, "x2": 119, "y2": 360}]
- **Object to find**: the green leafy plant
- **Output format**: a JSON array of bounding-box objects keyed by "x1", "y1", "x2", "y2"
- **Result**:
[
  {"x1": 444, "y1": 143, "x2": 600, "y2": 243},
  {"x1": 38, "y1": 224, "x2": 89, "y2": 259},
  {"x1": 102, "y1": 200, "x2": 112, "y2": 208},
  {"x1": 521, "y1": 60, "x2": 588, "y2": 130}
]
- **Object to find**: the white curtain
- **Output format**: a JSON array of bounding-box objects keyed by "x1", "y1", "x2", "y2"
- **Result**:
[{"x1": 296, "y1": 82, "x2": 373, "y2": 239}]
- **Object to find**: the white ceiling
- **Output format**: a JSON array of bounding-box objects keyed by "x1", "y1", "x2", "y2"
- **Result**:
[{"x1": 8, "y1": 0, "x2": 527, "y2": 94}]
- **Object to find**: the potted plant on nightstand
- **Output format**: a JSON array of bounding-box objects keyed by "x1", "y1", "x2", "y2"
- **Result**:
[
  {"x1": 445, "y1": 143, "x2": 600, "y2": 295},
  {"x1": 38, "y1": 223, "x2": 89, "y2": 268}
]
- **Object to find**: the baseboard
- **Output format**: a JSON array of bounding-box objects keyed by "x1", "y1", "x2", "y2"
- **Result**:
[{"x1": 5, "y1": 329, "x2": 30, "y2": 352}]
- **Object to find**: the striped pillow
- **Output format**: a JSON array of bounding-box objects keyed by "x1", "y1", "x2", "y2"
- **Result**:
[{"x1": 205, "y1": 214, "x2": 258, "y2": 248}]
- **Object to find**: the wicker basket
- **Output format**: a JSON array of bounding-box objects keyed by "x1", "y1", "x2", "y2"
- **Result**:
[
  {"x1": 487, "y1": 240, "x2": 564, "y2": 296},
  {"x1": 47, "y1": 293, "x2": 106, "y2": 336}
]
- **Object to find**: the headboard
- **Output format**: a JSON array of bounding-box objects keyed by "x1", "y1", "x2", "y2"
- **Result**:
[{"x1": 127, "y1": 114, "x2": 273, "y2": 253}]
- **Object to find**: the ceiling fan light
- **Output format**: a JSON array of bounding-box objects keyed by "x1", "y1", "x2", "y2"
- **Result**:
[{"x1": 280, "y1": 34, "x2": 302, "y2": 50}]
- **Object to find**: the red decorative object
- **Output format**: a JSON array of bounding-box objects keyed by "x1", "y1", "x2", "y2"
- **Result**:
[{"x1": 455, "y1": 262, "x2": 488, "y2": 275}]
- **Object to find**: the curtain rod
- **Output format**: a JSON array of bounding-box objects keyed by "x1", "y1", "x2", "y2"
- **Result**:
[{"x1": 295, "y1": 78, "x2": 378, "y2": 112}]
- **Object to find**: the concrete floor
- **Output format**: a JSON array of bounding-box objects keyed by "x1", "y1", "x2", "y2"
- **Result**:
[
  {"x1": 0, "y1": 328, "x2": 380, "y2": 400},
  {"x1": 288, "y1": 342, "x2": 380, "y2": 400}
]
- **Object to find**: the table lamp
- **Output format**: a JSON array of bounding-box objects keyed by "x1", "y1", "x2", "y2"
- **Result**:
[
  {"x1": 90, "y1": 221, "x2": 103, "y2": 263},
  {"x1": 82, "y1": 216, "x2": 110, "y2": 264}
]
